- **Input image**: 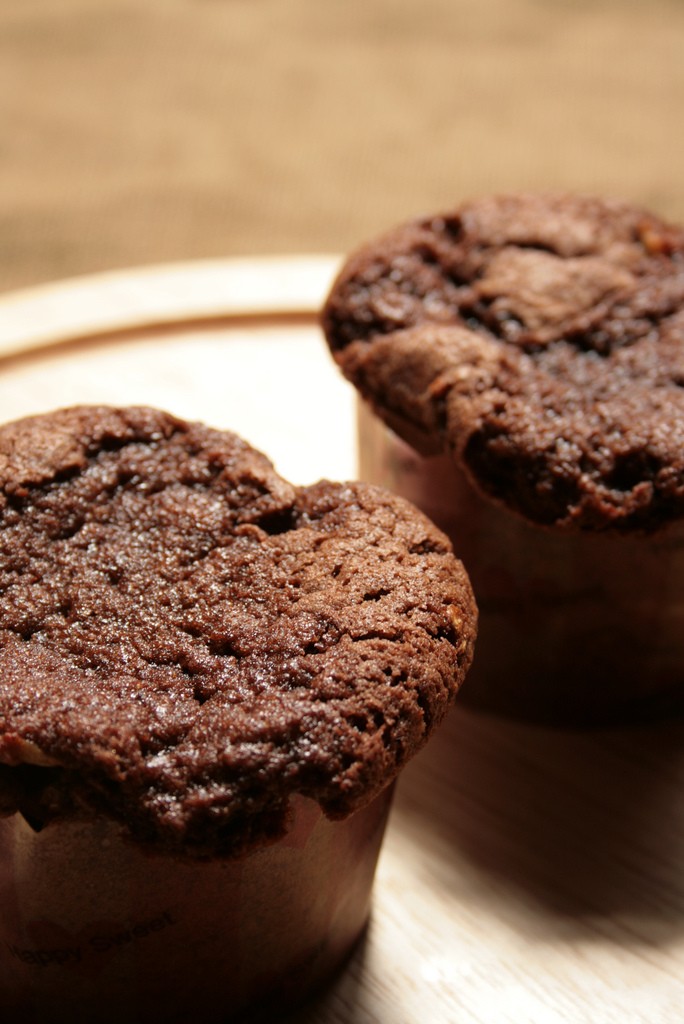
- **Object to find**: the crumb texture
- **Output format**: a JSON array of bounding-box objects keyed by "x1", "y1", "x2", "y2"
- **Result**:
[
  {"x1": 0, "y1": 406, "x2": 476, "y2": 857},
  {"x1": 323, "y1": 194, "x2": 684, "y2": 530}
]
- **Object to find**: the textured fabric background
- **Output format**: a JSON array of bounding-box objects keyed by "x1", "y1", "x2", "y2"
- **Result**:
[{"x1": 2, "y1": 0, "x2": 684, "y2": 293}]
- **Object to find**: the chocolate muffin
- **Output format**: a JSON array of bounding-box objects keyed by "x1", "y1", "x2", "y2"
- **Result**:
[
  {"x1": 0, "y1": 405, "x2": 476, "y2": 1023},
  {"x1": 322, "y1": 193, "x2": 684, "y2": 721}
]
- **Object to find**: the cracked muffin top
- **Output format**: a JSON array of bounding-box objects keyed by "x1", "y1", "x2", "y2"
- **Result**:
[
  {"x1": 322, "y1": 193, "x2": 684, "y2": 531},
  {"x1": 0, "y1": 406, "x2": 476, "y2": 858}
]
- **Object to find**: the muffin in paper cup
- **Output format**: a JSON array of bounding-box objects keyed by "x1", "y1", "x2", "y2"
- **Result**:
[
  {"x1": 322, "y1": 193, "x2": 684, "y2": 724},
  {"x1": 0, "y1": 406, "x2": 476, "y2": 1022}
]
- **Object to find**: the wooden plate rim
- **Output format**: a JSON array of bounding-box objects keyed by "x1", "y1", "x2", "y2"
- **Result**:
[{"x1": 0, "y1": 254, "x2": 342, "y2": 361}]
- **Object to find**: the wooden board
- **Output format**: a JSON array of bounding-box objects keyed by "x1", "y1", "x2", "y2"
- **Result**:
[{"x1": 1, "y1": 257, "x2": 683, "y2": 1024}]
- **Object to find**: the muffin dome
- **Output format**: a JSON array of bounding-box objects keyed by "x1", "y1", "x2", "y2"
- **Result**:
[
  {"x1": 0, "y1": 406, "x2": 476, "y2": 857},
  {"x1": 323, "y1": 194, "x2": 684, "y2": 531}
]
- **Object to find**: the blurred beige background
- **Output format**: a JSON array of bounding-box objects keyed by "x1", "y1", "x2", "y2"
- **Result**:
[{"x1": 2, "y1": 0, "x2": 684, "y2": 294}]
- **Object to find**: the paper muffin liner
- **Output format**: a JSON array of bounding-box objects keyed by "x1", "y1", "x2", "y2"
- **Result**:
[
  {"x1": 358, "y1": 401, "x2": 684, "y2": 724},
  {"x1": 0, "y1": 784, "x2": 394, "y2": 1024}
]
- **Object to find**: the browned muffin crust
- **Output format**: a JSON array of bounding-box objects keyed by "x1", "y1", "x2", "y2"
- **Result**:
[
  {"x1": 0, "y1": 406, "x2": 476, "y2": 858},
  {"x1": 322, "y1": 194, "x2": 684, "y2": 530}
]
